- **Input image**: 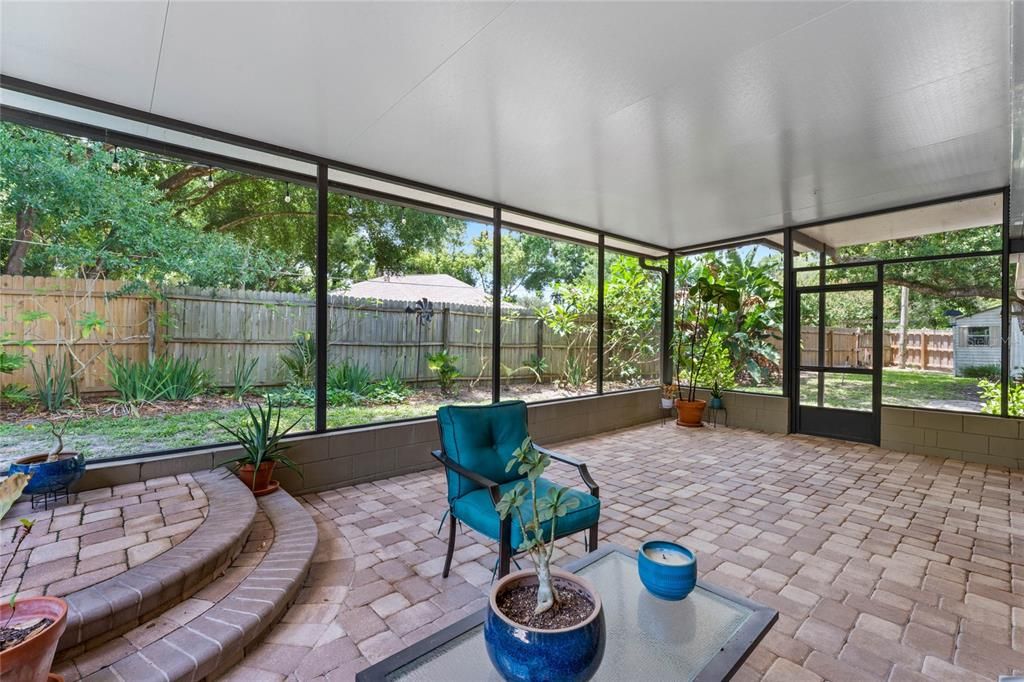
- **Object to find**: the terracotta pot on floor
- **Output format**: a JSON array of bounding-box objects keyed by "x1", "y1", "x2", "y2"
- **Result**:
[
  {"x1": 237, "y1": 460, "x2": 276, "y2": 494},
  {"x1": 675, "y1": 399, "x2": 706, "y2": 427},
  {"x1": 0, "y1": 596, "x2": 68, "y2": 682}
]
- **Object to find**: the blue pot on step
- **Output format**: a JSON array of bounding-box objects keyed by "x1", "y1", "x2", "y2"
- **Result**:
[
  {"x1": 485, "y1": 568, "x2": 605, "y2": 682},
  {"x1": 9, "y1": 452, "x2": 86, "y2": 496}
]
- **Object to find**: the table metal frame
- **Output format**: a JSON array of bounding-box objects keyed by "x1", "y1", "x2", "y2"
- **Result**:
[{"x1": 356, "y1": 544, "x2": 778, "y2": 682}]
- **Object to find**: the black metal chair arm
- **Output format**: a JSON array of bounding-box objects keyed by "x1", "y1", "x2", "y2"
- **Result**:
[
  {"x1": 431, "y1": 450, "x2": 503, "y2": 506},
  {"x1": 534, "y1": 445, "x2": 599, "y2": 498}
]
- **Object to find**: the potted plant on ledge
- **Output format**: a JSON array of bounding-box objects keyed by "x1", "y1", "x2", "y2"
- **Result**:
[
  {"x1": 9, "y1": 418, "x2": 86, "y2": 507},
  {"x1": 674, "y1": 276, "x2": 739, "y2": 427},
  {"x1": 485, "y1": 438, "x2": 605, "y2": 682},
  {"x1": 215, "y1": 402, "x2": 302, "y2": 496},
  {"x1": 0, "y1": 472, "x2": 69, "y2": 682}
]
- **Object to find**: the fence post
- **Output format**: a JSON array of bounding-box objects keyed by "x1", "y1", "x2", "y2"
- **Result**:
[
  {"x1": 441, "y1": 307, "x2": 450, "y2": 352},
  {"x1": 921, "y1": 332, "x2": 930, "y2": 371},
  {"x1": 147, "y1": 300, "x2": 157, "y2": 363},
  {"x1": 535, "y1": 318, "x2": 544, "y2": 366}
]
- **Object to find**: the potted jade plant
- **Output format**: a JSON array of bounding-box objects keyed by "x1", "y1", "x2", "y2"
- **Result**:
[
  {"x1": 9, "y1": 417, "x2": 86, "y2": 500},
  {"x1": 0, "y1": 472, "x2": 70, "y2": 682},
  {"x1": 215, "y1": 402, "x2": 302, "y2": 496},
  {"x1": 486, "y1": 437, "x2": 605, "y2": 682},
  {"x1": 674, "y1": 276, "x2": 739, "y2": 427}
]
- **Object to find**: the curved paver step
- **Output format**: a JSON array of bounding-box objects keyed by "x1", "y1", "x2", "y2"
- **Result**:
[
  {"x1": 75, "y1": 486, "x2": 318, "y2": 682},
  {"x1": 57, "y1": 470, "x2": 257, "y2": 657}
]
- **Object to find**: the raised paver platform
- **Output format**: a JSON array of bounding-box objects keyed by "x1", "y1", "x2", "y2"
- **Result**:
[
  {"x1": 0, "y1": 474, "x2": 209, "y2": 600},
  {"x1": 58, "y1": 485, "x2": 318, "y2": 681},
  {"x1": 56, "y1": 469, "x2": 257, "y2": 656}
]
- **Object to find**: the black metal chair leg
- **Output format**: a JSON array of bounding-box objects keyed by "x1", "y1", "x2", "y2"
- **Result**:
[
  {"x1": 588, "y1": 524, "x2": 598, "y2": 553},
  {"x1": 442, "y1": 512, "x2": 456, "y2": 578}
]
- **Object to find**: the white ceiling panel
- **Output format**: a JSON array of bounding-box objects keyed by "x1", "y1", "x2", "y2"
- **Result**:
[
  {"x1": 0, "y1": 1, "x2": 1011, "y2": 249},
  {"x1": 0, "y1": 0, "x2": 167, "y2": 110}
]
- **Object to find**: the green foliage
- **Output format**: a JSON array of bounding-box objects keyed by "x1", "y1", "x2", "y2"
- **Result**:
[
  {"x1": 107, "y1": 355, "x2": 207, "y2": 410},
  {"x1": 602, "y1": 256, "x2": 662, "y2": 386},
  {"x1": 523, "y1": 354, "x2": 549, "y2": 384},
  {"x1": 561, "y1": 354, "x2": 588, "y2": 390},
  {"x1": 979, "y1": 379, "x2": 1024, "y2": 417},
  {"x1": 426, "y1": 350, "x2": 460, "y2": 395},
  {"x1": 495, "y1": 437, "x2": 580, "y2": 615},
  {"x1": 231, "y1": 354, "x2": 259, "y2": 402},
  {"x1": 327, "y1": 360, "x2": 373, "y2": 396},
  {"x1": 365, "y1": 372, "x2": 412, "y2": 404},
  {"x1": 0, "y1": 343, "x2": 29, "y2": 409},
  {"x1": 675, "y1": 276, "x2": 741, "y2": 402},
  {"x1": 213, "y1": 402, "x2": 302, "y2": 487},
  {"x1": 31, "y1": 355, "x2": 72, "y2": 412},
  {"x1": 960, "y1": 364, "x2": 1001, "y2": 380},
  {"x1": 281, "y1": 331, "x2": 316, "y2": 387}
]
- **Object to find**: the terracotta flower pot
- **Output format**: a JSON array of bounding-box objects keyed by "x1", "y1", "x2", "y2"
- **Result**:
[
  {"x1": 675, "y1": 399, "x2": 706, "y2": 427},
  {"x1": 0, "y1": 596, "x2": 68, "y2": 682},
  {"x1": 236, "y1": 460, "x2": 276, "y2": 494}
]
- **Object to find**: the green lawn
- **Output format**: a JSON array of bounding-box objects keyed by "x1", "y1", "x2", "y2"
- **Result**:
[{"x1": 799, "y1": 368, "x2": 982, "y2": 411}]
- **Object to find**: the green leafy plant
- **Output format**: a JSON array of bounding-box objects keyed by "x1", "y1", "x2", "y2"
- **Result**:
[
  {"x1": 426, "y1": 349, "x2": 460, "y2": 395},
  {"x1": 107, "y1": 355, "x2": 207, "y2": 411},
  {"x1": 980, "y1": 379, "x2": 1024, "y2": 417},
  {"x1": 495, "y1": 437, "x2": 580, "y2": 616},
  {"x1": 281, "y1": 331, "x2": 316, "y2": 387},
  {"x1": 365, "y1": 371, "x2": 412, "y2": 404},
  {"x1": 31, "y1": 354, "x2": 72, "y2": 412},
  {"x1": 524, "y1": 354, "x2": 549, "y2": 384},
  {"x1": 231, "y1": 353, "x2": 259, "y2": 402},
  {"x1": 561, "y1": 354, "x2": 587, "y2": 390},
  {"x1": 0, "y1": 342, "x2": 29, "y2": 410},
  {"x1": 961, "y1": 364, "x2": 1001, "y2": 380},
  {"x1": 328, "y1": 360, "x2": 373, "y2": 397},
  {"x1": 214, "y1": 402, "x2": 303, "y2": 488},
  {"x1": 675, "y1": 277, "x2": 741, "y2": 403},
  {"x1": 709, "y1": 381, "x2": 723, "y2": 401}
]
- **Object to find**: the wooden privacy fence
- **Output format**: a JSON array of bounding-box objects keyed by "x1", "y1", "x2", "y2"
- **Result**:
[
  {"x1": 796, "y1": 327, "x2": 953, "y2": 371},
  {"x1": 1, "y1": 275, "x2": 657, "y2": 394}
]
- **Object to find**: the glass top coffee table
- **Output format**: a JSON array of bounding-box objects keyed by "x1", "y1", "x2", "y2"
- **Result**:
[{"x1": 357, "y1": 545, "x2": 777, "y2": 682}]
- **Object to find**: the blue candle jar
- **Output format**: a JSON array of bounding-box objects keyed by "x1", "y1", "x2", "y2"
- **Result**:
[{"x1": 637, "y1": 540, "x2": 697, "y2": 601}]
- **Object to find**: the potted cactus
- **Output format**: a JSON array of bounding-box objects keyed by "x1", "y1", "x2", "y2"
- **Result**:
[
  {"x1": 9, "y1": 418, "x2": 85, "y2": 502},
  {"x1": 485, "y1": 438, "x2": 605, "y2": 682},
  {"x1": 0, "y1": 473, "x2": 70, "y2": 682},
  {"x1": 214, "y1": 402, "x2": 302, "y2": 496}
]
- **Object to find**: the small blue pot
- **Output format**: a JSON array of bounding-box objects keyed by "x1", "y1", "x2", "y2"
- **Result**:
[
  {"x1": 9, "y1": 452, "x2": 86, "y2": 496},
  {"x1": 485, "y1": 569, "x2": 605, "y2": 682},
  {"x1": 638, "y1": 540, "x2": 697, "y2": 601},
  {"x1": 709, "y1": 397, "x2": 723, "y2": 410}
]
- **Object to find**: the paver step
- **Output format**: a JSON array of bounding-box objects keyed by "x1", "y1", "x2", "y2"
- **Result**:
[
  {"x1": 60, "y1": 486, "x2": 318, "y2": 682},
  {"x1": 56, "y1": 470, "x2": 258, "y2": 658}
]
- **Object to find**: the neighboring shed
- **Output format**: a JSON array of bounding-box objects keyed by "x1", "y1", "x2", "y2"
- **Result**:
[{"x1": 951, "y1": 305, "x2": 1024, "y2": 377}]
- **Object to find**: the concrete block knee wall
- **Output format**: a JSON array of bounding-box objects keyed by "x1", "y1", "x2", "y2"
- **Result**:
[{"x1": 881, "y1": 407, "x2": 1024, "y2": 469}]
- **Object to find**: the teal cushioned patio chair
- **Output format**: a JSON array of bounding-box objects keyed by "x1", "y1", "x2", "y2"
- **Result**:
[{"x1": 433, "y1": 401, "x2": 600, "y2": 578}]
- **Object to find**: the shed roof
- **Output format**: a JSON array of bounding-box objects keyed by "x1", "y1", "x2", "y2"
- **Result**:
[{"x1": 336, "y1": 274, "x2": 492, "y2": 307}]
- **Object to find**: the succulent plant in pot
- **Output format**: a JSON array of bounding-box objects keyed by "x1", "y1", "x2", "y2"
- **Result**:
[
  {"x1": 214, "y1": 401, "x2": 302, "y2": 496},
  {"x1": 485, "y1": 437, "x2": 605, "y2": 682},
  {"x1": 708, "y1": 381, "x2": 724, "y2": 410},
  {"x1": 8, "y1": 417, "x2": 86, "y2": 501},
  {"x1": 0, "y1": 472, "x2": 70, "y2": 682}
]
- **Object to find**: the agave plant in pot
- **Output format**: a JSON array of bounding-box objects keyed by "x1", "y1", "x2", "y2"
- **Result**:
[
  {"x1": 215, "y1": 402, "x2": 302, "y2": 496},
  {"x1": 674, "y1": 276, "x2": 740, "y2": 427},
  {"x1": 485, "y1": 438, "x2": 605, "y2": 682},
  {"x1": 0, "y1": 473, "x2": 70, "y2": 682}
]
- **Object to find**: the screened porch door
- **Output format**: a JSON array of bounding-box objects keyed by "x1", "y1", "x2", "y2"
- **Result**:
[{"x1": 794, "y1": 280, "x2": 883, "y2": 444}]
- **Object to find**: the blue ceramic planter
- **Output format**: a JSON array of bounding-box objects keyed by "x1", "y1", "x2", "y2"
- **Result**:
[
  {"x1": 637, "y1": 540, "x2": 697, "y2": 601},
  {"x1": 9, "y1": 453, "x2": 86, "y2": 495},
  {"x1": 485, "y1": 569, "x2": 605, "y2": 682},
  {"x1": 709, "y1": 397, "x2": 723, "y2": 410}
]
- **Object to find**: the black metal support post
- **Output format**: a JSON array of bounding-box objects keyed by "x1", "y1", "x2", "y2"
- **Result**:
[
  {"x1": 1002, "y1": 188, "x2": 1011, "y2": 418},
  {"x1": 492, "y1": 208, "x2": 502, "y2": 404},
  {"x1": 315, "y1": 163, "x2": 329, "y2": 432},
  {"x1": 638, "y1": 256, "x2": 674, "y2": 386},
  {"x1": 596, "y1": 235, "x2": 605, "y2": 394}
]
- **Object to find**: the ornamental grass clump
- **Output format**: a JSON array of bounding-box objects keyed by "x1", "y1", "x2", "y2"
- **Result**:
[{"x1": 495, "y1": 437, "x2": 580, "y2": 616}]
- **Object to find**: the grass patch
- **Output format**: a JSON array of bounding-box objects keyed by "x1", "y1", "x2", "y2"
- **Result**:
[{"x1": 799, "y1": 369, "x2": 981, "y2": 411}]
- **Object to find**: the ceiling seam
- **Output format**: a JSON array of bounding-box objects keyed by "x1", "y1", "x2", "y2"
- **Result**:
[
  {"x1": 148, "y1": 0, "x2": 172, "y2": 113},
  {"x1": 343, "y1": 0, "x2": 518, "y2": 147}
]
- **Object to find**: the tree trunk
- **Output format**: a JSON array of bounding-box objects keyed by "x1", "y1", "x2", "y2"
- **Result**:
[
  {"x1": 533, "y1": 560, "x2": 558, "y2": 616},
  {"x1": 5, "y1": 207, "x2": 36, "y2": 275},
  {"x1": 898, "y1": 286, "x2": 909, "y2": 369}
]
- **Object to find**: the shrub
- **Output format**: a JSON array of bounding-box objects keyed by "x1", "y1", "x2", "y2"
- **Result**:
[
  {"x1": 561, "y1": 354, "x2": 587, "y2": 389},
  {"x1": 328, "y1": 360, "x2": 373, "y2": 396},
  {"x1": 281, "y1": 331, "x2": 316, "y2": 387},
  {"x1": 961, "y1": 364, "x2": 1001, "y2": 380},
  {"x1": 231, "y1": 353, "x2": 258, "y2": 402},
  {"x1": 108, "y1": 355, "x2": 207, "y2": 410},
  {"x1": 979, "y1": 378, "x2": 1024, "y2": 417},
  {"x1": 31, "y1": 355, "x2": 72, "y2": 412},
  {"x1": 365, "y1": 372, "x2": 412, "y2": 404},
  {"x1": 427, "y1": 350, "x2": 460, "y2": 395}
]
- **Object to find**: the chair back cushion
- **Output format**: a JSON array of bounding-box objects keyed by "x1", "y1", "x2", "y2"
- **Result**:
[{"x1": 436, "y1": 401, "x2": 530, "y2": 502}]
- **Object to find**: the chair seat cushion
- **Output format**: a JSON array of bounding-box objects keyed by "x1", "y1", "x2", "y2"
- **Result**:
[{"x1": 452, "y1": 477, "x2": 600, "y2": 550}]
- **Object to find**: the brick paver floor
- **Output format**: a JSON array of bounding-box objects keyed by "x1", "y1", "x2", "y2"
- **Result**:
[
  {"x1": 0, "y1": 473, "x2": 208, "y2": 600},
  {"x1": 232, "y1": 422, "x2": 1023, "y2": 681}
]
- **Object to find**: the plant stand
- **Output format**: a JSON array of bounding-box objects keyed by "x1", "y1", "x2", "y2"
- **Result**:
[
  {"x1": 708, "y1": 405, "x2": 727, "y2": 429},
  {"x1": 31, "y1": 486, "x2": 71, "y2": 511}
]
